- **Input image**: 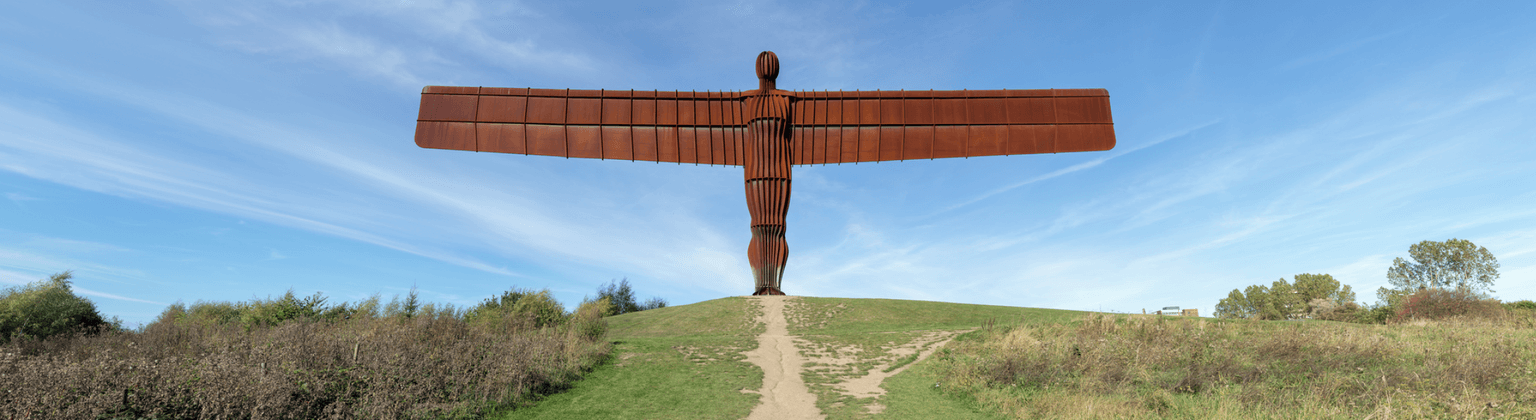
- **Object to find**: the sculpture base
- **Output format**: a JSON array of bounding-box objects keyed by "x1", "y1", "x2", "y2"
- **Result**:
[{"x1": 752, "y1": 287, "x2": 785, "y2": 296}]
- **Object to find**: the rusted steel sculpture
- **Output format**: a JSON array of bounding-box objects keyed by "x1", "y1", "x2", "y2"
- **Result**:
[{"x1": 415, "y1": 51, "x2": 1115, "y2": 296}]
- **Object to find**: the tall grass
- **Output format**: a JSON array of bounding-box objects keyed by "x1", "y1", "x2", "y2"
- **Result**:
[
  {"x1": 0, "y1": 290, "x2": 611, "y2": 420},
  {"x1": 933, "y1": 312, "x2": 1536, "y2": 419}
]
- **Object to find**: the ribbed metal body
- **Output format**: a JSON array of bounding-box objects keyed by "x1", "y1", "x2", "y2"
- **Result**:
[{"x1": 743, "y1": 89, "x2": 793, "y2": 295}]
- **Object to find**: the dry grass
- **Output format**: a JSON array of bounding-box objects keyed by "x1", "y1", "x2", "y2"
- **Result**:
[
  {"x1": 0, "y1": 302, "x2": 609, "y2": 419},
  {"x1": 932, "y1": 312, "x2": 1536, "y2": 419}
]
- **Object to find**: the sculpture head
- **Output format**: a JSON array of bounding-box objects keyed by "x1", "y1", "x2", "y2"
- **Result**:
[{"x1": 756, "y1": 51, "x2": 779, "y2": 91}]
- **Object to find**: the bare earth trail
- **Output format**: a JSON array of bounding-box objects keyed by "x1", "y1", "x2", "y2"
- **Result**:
[
  {"x1": 744, "y1": 296, "x2": 824, "y2": 420},
  {"x1": 744, "y1": 296, "x2": 967, "y2": 419}
]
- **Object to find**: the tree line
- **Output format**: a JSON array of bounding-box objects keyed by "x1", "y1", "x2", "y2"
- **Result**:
[
  {"x1": 2, "y1": 273, "x2": 668, "y2": 343},
  {"x1": 1216, "y1": 238, "x2": 1530, "y2": 323}
]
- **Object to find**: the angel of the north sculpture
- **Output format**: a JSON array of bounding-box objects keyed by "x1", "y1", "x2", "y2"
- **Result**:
[{"x1": 414, "y1": 51, "x2": 1115, "y2": 296}]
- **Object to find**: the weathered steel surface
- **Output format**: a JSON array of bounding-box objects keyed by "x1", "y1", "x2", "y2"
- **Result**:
[{"x1": 414, "y1": 51, "x2": 1116, "y2": 295}]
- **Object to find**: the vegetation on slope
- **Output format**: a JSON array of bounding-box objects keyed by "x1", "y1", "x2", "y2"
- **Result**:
[
  {"x1": 932, "y1": 312, "x2": 1536, "y2": 419},
  {"x1": 1, "y1": 285, "x2": 611, "y2": 419}
]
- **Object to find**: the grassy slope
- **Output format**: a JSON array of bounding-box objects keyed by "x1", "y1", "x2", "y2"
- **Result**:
[
  {"x1": 497, "y1": 297, "x2": 762, "y2": 419},
  {"x1": 497, "y1": 296, "x2": 1081, "y2": 419},
  {"x1": 787, "y1": 297, "x2": 1082, "y2": 419},
  {"x1": 932, "y1": 313, "x2": 1536, "y2": 419}
]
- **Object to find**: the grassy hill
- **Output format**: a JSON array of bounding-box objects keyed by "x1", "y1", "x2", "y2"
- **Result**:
[
  {"x1": 497, "y1": 296, "x2": 1079, "y2": 419},
  {"x1": 496, "y1": 297, "x2": 1536, "y2": 419}
]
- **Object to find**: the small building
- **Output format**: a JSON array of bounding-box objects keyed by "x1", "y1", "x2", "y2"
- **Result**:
[{"x1": 1149, "y1": 306, "x2": 1199, "y2": 317}]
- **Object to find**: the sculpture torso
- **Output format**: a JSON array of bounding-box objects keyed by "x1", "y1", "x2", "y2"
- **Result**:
[{"x1": 741, "y1": 52, "x2": 794, "y2": 295}]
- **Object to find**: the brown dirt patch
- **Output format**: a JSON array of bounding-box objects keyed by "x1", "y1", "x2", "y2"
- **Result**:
[{"x1": 744, "y1": 296, "x2": 824, "y2": 419}]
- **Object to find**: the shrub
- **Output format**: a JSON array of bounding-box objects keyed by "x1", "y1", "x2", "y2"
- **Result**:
[
  {"x1": 570, "y1": 297, "x2": 611, "y2": 340},
  {"x1": 186, "y1": 300, "x2": 242, "y2": 325},
  {"x1": 466, "y1": 287, "x2": 568, "y2": 330},
  {"x1": 0, "y1": 271, "x2": 117, "y2": 342},
  {"x1": 1358, "y1": 304, "x2": 1397, "y2": 324},
  {"x1": 1505, "y1": 300, "x2": 1536, "y2": 311},
  {"x1": 238, "y1": 289, "x2": 333, "y2": 329},
  {"x1": 2, "y1": 287, "x2": 610, "y2": 419},
  {"x1": 1395, "y1": 287, "x2": 1506, "y2": 321},
  {"x1": 159, "y1": 290, "x2": 366, "y2": 331},
  {"x1": 1311, "y1": 298, "x2": 1365, "y2": 322}
]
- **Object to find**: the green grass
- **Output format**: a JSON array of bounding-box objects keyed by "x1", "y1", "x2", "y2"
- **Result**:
[
  {"x1": 496, "y1": 296, "x2": 1536, "y2": 419},
  {"x1": 496, "y1": 297, "x2": 763, "y2": 419},
  {"x1": 878, "y1": 360, "x2": 1006, "y2": 419},
  {"x1": 495, "y1": 296, "x2": 1081, "y2": 419},
  {"x1": 783, "y1": 297, "x2": 1081, "y2": 335},
  {"x1": 785, "y1": 297, "x2": 1084, "y2": 419}
]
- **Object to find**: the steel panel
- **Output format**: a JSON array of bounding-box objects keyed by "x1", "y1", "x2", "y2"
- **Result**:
[
  {"x1": 525, "y1": 124, "x2": 566, "y2": 157},
  {"x1": 418, "y1": 94, "x2": 478, "y2": 122},
  {"x1": 414, "y1": 121, "x2": 475, "y2": 151},
  {"x1": 478, "y1": 123, "x2": 526, "y2": 154}
]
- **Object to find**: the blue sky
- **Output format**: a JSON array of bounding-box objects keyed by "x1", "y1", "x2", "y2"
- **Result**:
[{"x1": 3, "y1": 1, "x2": 1534, "y2": 326}]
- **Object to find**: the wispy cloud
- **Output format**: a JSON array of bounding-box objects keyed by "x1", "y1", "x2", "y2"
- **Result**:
[
  {"x1": 73, "y1": 288, "x2": 166, "y2": 305},
  {"x1": 0, "y1": 246, "x2": 148, "y2": 283},
  {"x1": 0, "y1": 40, "x2": 749, "y2": 294},
  {"x1": 1279, "y1": 30, "x2": 1402, "y2": 71},
  {"x1": 170, "y1": 0, "x2": 596, "y2": 87},
  {"x1": 933, "y1": 120, "x2": 1221, "y2": 216},
  {"x1": 0, "y1": 263, "x2": 161, "y2": 305},
  {"x1": 4, "y1": 192, "x2": 38, "y2": 202}
]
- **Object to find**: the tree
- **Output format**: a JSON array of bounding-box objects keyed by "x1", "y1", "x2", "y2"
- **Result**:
[
  {"x1": 1266, "y1": 279, "x2": 1301, "y2": 319},
  {"x1": 1292, "y1": 273, "x2": 1355, "y2": 314},
  {"x1": 1214, "y1": 274, "x2": 1357, "y2": 320},
  {"x1": 596, "y1": 279, "x2": 639, "y2": 315},
  {"x1": 594, "y1": 278, "x2": 667, "y2": 316},
  {"x1": 0, "y1": 271, "x2": 118, "y2": 341},
  {"x1": 1386, "y1": 238, "x2": 1499, "y2": 294},
  {"x1": 1213, "y1": 289, "x2": 1248, "y2": 319}
]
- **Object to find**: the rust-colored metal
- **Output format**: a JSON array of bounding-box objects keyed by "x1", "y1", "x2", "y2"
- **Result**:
[{"x1": 414, "y1": 51, "x2": 1117, "y2": 296}]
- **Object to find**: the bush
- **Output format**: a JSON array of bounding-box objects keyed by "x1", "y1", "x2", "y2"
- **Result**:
[
  {"x1": 570, "y1": 297, "x2": 611, "y2": 340},
  {"x1": 466, "y1": 287, "x2": 568, "y2": 330},
  {"x1": 239, "y1": 289, "x2": 335, "y2": 329},
  {"x1": 1505, "y1": 300, "x2": 1536, "y2": 311},
  {"x1": 2, "y1": 287, "x2": 610, "y2": 419},
  {"x1": 1310, "y1": 299, "x2": 1365, "y2": 322},
  {"x1": 1395, "y1": 287, "x2": 1506, "y2": 321},
  {"x1": 159, "y1": 289, "x2": 367, "y2": 332},
  {"x1": 0, "y1": 271, "x2": 117, "y2": 342},
  {"x1": 1358, "y1": 304, "x2": 1397, "y2": 324}
]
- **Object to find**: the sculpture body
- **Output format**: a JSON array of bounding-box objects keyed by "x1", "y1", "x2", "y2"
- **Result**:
[{"x1": 414, "y1": 51, "x2": 1115, "y2": 295}]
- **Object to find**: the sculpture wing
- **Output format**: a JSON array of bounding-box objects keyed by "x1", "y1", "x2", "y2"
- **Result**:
[
  {"x1": 415, "y1": 86, "x2": 748, "y2": 166},
  {"x1": 786, "y1": 89, "x2": 1114, "y2": 165}
]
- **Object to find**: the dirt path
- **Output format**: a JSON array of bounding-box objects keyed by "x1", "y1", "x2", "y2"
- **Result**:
[
  {"x1": 743, "y1": 296, "x2": 824, "y2": 420},
  {"x1": 832, "y1": 330, "x2": 966, "y2": 414}
]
